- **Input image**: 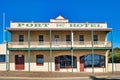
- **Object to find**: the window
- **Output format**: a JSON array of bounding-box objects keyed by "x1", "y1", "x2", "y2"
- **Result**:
[
  {"x1": 19, "y1": 35, "x2": 24, "y2": 42},
  {"x1": 80, "y1": 54, "x2": 105, "y2": 68},
  {"x1": 66, "y1": 35, "x2": 71, "y2": 41},
  {"x1": 93, "y1": 35, "x2": 98, "y2": 44},
  {"x1": 0, "y1": 55, "x2": 5, "y2": 63},
  {"x1": 39, "y1": 35, "x2": 44, "y2": 42},
  {"x1": 55, "y1": 55, "x2": 77, "y2": 68},
  {"x1": 54, "y1": 35, "x2": 59, "y2": 39},
  {"x1": 93, "y1": 35, "x2": 98, "y2": 41},
  {"x1": 79, "y1": 35, "x2": 84, "y2": 44},
  {"x1": 54, "y1": 35, "x2": 59, "y2": 41},
  {"x1": 79, "y1": 35, "x2": 84, "y2": 41},
  {"x1": 36, "y1": 55, "x2": 44, "y2": 65}
]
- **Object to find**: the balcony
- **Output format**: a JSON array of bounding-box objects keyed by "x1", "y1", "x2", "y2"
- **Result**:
[{"x1": 8, "y1": 41, "x2": 112, "y2": 49}]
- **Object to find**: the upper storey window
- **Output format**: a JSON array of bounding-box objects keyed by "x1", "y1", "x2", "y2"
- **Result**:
[
  {"x1": 39, "y1": 35, "x2": 44, "y2": 42},
  {"x1": 66, "y1": 35, "x2": 71, "y2": 41},
  {"x1": 93, "y1": 35, "x2": 98, "y2": 41},
  {"x1": 19, "y1": 35, "x2": 24, "y2": 42},
  {"x1": 54, "y1": 35, "x2": 59, "y2": 41},
  {"x1": 79, "y1": 35, "x2": 84, "y2": 41}
]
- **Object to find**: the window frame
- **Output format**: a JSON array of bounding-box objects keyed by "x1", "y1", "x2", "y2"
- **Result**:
[
  {"x1": 93, "y1": 35, "x2": 98, "y2": 41},
  {"x1": 39, "y1": 35, "x2": 44, "y2": 42},
  {"x1": 80, "y1": 54, "x2": 105, "y2": 68},
  {"x1": 57, "y1": 55, "x2": 77, "y2": 68},
  {"x1": 54, "y1": 35, "x2": 59, "y2": 39},
  {"x1": 36, "y1": 55, "x2": 44, "y2": 66},
  {"x1": 19, "y1": 35, "x2": 24, "y2": 42},
  {"x1": 79, "y1": 35, "x2": 84, "y2": 41},
  {"x1": 66, "y1": 35, "x2": 71, "y2": 41},
  {"x1": 0, "y1": 55, "x2": 5, "y2": 63}
]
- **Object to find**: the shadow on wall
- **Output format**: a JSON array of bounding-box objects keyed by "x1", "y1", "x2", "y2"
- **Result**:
[{"x1": 90, "y1": 76, "x2": 119, "y2": 80}]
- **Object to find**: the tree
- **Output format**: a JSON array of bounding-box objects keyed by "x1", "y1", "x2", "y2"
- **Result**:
[{"x1": 108, "y1": 48, "x2": 120, "y2": 63}]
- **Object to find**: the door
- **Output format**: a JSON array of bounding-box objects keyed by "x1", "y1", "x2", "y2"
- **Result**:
[
  {"x1": 80, "y1": 56, "x2": 84, "y2": 72},
  {"x1": 54, "y1": 35, "x2": 59, "y2": 46},
  {"x1": 55, "y1": 57, "x2": 60, "y2": 71},
  {"x1": 15, "y1": 55, "x2": 24, "y2": 70}
]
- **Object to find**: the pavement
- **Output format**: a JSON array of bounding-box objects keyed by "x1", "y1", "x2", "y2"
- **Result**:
[{"x1": 0, "y1": 71, "x2": 120, "y2": 80}]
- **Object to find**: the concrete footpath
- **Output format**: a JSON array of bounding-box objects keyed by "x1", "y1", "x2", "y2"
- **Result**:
[{"x1": 0, "y1": 71, "x2": 120, "y2": 80}]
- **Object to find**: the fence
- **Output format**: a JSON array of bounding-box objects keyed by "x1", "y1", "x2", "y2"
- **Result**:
[{"x1": 108, "y1": 63, "x2": 120, "y2": 72}]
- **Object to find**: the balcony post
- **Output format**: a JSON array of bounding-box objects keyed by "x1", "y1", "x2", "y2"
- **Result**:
[
  {"x1": 71, "y1": 30, "x2": 74, "y2": 72},
  {"x1": 28, "y1": 30, "x2": 30, "y2": 72},
  {"x1": 50, "y1": 30, "x2": 52, "y2": 72},
  {"x1": 111, "y1": 31, "x2": 114, "y2": 73},
  {"x1": 92, "y1": 29, "x2": 94, "y2": 73},
  {"x1": 5, "y1": 30, "x2": 8, "y2": 72}
]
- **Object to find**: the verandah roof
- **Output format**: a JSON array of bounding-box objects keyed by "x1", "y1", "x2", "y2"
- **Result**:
[{"x1": 6, "y1": 28, "x2": 112, "y2": 32}]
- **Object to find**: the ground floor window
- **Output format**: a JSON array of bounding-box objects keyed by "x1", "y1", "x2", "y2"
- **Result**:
[
  {"x1": 0, "y1": 55, "x2": 5, "y2": 63},
  {"x1": 36, "y1": 55, "x2": 44, "y2": 65},
  {"x1": 80, "y1": 54, "x2": 105, "y2": 68},
  {"x1": 55, "y1": 55, "x2": 77, "y2": 68}
]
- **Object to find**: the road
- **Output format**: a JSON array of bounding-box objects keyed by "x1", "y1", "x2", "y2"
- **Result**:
[
  {"x1": 0, "y1": 77, "x2": 93, "y2": 80},
  {"x1": 0, "y1": 76, "x2": 120, "y2": 80}
]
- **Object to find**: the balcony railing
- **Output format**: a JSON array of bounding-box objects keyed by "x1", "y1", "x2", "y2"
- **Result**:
[
  {"x1": 8, "y1": 41, "x2": 111, "y2": 49},
  {"x1": 30, "y1": 42, "x2": 50, "y2": 48}
]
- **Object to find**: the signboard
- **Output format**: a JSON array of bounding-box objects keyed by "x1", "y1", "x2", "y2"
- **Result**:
[{"x1": 11, "y1": 22, "x2": 107, "y2": 28}]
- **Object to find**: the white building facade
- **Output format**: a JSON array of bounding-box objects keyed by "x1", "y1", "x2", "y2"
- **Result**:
[
  {"x1": 0, "y1": 44, "x2": 7, "y2": 71},
  {"x1": 0, "y1": 16, "x2": 113, "y2": 72}
]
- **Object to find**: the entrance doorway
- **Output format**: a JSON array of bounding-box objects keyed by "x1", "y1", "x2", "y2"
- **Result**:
[
  {"x1": 80, "y1": 56, "x2": 84, "y2": 72},
  {"x1": 15, "y1": 55, "x2": 24, "y2": 70},
  {"x1": 55, "y1": 57, "x2": 60, "y2": 71}
]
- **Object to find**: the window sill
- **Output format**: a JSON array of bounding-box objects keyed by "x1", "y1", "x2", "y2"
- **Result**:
[
  {"x1": 0, "y1": 62, "x2": 5, "y2": 64},
  {"x1": 84, "y1": 67, "x2": 105, "y2": 68},
  {"x1": 60, "y1": 67, "x2": 77, "y2": 69},
  {"x1": 36, "y1": 64, "x2": 44, "y2": 66}
]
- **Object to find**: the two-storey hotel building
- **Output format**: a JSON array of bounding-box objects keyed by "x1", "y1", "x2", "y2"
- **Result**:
[{"x1": 5, "y1": 16, "x2": 112, "y2": 72}]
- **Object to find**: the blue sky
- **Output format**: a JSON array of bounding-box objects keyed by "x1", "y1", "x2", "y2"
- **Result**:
[{"x1": 0, "y1": 0, "x2": 120, "y2": 47}]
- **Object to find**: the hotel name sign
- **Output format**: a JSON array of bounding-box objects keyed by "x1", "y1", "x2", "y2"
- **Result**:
[{"x1": 11, "y1": 23, "x2": 107, "y2": 28}]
